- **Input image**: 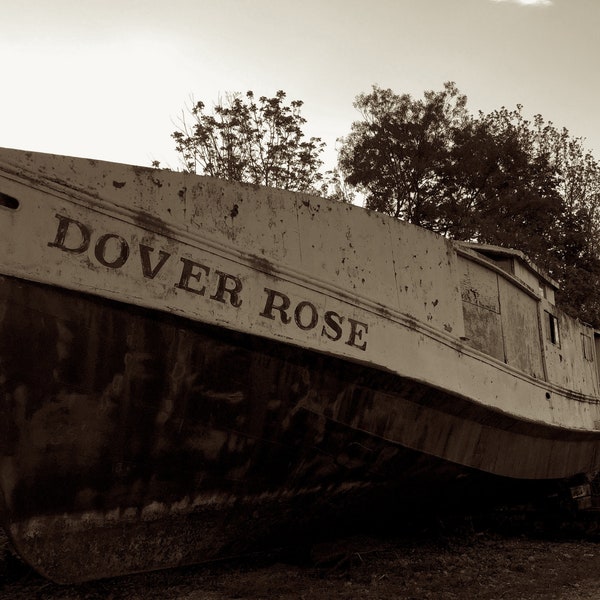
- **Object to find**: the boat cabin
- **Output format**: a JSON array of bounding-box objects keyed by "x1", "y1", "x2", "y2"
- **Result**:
[{"x1": 456, "y1": 242, "x2": 599, "y2": 398}]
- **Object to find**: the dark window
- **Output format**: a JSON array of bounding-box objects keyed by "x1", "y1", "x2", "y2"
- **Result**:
[
  {"x1": 545, "y1": 311, "x2": 560, "y2": 347},
  {"x1": 0, "y1": 191, "x2": 19, "y2": 210}
]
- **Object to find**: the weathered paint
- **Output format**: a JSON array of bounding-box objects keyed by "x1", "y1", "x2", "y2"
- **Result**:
[
  {"x1": 1, "y1": 149, "x2": 599, "y2": 430},
  {"x1": 497, "y1": 275, "x2": 544, "y2": 379},
  {"x1": 2, "y1": 147, "x2": 600, "y2": 581},
  {"x1": 541, "y1": 299, "x2": 599, "y2": 396},
  {"x1": 458, "y1": 245, "x2": 599, "y2": 398},
  {"x1": 0, "y1": 274, "x2": 596, "y2": 582},
  {"x1": 459, "y1": 257, "x2": 504, "y2": 361}
]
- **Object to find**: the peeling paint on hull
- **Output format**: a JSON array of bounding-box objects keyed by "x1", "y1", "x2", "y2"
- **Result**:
[
  {"x1": 0, "y1": 275, "x2": 466, "y2": 581},
  {"x1": 0, "y1": 275, "x2": 585, "y2": 582},
  {"x1": 2, "y1": 148, "x2": 600, "y2": 582}
]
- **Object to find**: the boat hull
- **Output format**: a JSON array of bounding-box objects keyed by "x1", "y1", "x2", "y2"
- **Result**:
[
  {"x1": 2, "y1": 148, "x2": 600, "y2": 582},
  {"x1": 0, "y1": 274, "x2": 451, "y2": 582},
  {"x1": 0, "y1": 273, "x2": 568, "y2": 582}
]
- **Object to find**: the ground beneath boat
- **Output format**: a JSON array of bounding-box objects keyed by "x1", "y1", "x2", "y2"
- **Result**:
[{"x1": 3, "y1": 518, "x2": 600, "y2": 599}]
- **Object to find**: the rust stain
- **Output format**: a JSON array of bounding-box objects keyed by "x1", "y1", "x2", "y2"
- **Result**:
[
  {"x1": 247, "y1": 254, "x2": 276, "y2": 275},
  {"x1": 130, "y1": 210, "x2": 173, "y2": 237}
]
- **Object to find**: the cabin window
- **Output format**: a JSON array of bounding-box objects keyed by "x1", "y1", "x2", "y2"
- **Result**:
[
  {"x1": 595, "y1": 334, "x2": 600, "y2": 382},
  {"x1": 545, "y1": 311, "x2": 561, "y2": 347},
  {"x1": 0, "y1": 191, "x2": 19, "y2": 210},
  {"x1": 582, "y1": 333, "x2": 594, "y2": 361}
]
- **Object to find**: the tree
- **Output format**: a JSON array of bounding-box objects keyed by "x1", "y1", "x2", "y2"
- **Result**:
[
  {"x1": 473, "y1": 106, "x2": 600, "y2": 324},
  {"x1": 339, "y1": 83, "x2": 600, "y2": 327},
  {"x1": 454, "y1": 107, "x2": 563, "y2": 266},
  {"x1": 338, "y1": 82, "x2": 471, "y2": 230},
  {"x1": 172, "y1": 90, "x2": 326, "y2": 193},
  {"x1": 338, "y1": 85, "x2": 563, "y2": 250}
]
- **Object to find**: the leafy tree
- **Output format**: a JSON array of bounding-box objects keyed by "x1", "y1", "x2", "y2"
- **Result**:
[
  {"x1": 338, "y1": 85, "x2": 562, "y2": 251},
  {"x1": 339, "y1": 83, "x2": 600, "y2": 326},
  {"x1": 338, "y1": 82, "x2": 471, "y2": 229},
  {"x1": 531, "y1": 116, "x2": 600, "y2": 324},
  {"x1": 474, "y1": 106, "x2": 600, "y2": 324},
  {"x1": 456, "y1": 107, "x2": 563, "y2": 266},
  {"x1": 172, "y1": 90, "x2": 326, "y2": 193}
]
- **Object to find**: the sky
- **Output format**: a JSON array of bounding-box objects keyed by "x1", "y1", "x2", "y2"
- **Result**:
[{"x1": 1, "y1": 0, "x2": 599, "y2": 174}]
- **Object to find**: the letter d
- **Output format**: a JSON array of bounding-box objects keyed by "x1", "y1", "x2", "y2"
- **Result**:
[{"x1": 48, "y1": 214, "x2": 91, "y2": 254}]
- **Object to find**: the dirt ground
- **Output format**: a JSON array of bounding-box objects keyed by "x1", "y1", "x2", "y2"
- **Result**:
[{"x1": 3, "y1": 518, "x2": 600, "y2": 599}]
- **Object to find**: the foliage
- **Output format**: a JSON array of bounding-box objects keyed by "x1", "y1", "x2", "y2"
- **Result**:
[
  {"x1": 339, "y1": 83, "x2": 600, "y2": 326},
  {"x1": 172, "y1": 91, "x2": 326, "y2": 194},
  {"x1": 338, "y1": 82, "x2": 471, "y2": 229},
  {"x1": 462, "y1": 107, "x2": 600, "y2": 325}
]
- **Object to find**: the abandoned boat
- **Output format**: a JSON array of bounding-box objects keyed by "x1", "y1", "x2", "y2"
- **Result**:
[{"x1": 1, "y1": 147, "x2": 600, "y2": 583}]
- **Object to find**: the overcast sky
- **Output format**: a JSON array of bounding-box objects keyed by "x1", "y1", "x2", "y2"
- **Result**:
[{"x1": 1, "y1": 0, "x2": 598, "y2": 172}]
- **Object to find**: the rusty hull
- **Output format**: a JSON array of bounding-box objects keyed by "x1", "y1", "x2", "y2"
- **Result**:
[
  {"x1": 0, "y1": 274, "x2": 590, "y2": 583},
  {"x1": 0, "y1": 275, "x2": 468, "y2": 582},
  {"x1": 3, "y1": 149, "x2": 600, "y2": 582}
]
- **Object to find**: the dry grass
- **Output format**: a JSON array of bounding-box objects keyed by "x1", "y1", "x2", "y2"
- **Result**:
[{"x1": 3, "y1": 521, "x2": 600, "y2": 599}]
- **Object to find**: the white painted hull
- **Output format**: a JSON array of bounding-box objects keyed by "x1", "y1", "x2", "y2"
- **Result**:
[{"x1": 1, "y1": 148, "x2": 599, "y2": 581}]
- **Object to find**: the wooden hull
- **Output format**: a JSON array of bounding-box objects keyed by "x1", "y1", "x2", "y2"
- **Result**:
[
  {"x1": 2, "y1": 148, "x2": 600, "y2": 581},
  {"x1": 0, "y1": 275, "x2": 467, "y2": 581},
  {"x1": 0, "y1": 274, "x2": 583, "y2": 582}
]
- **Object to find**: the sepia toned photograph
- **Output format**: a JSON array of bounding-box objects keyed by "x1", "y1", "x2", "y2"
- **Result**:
[{"x1": 2, "y1": 1, "x2": 600, "y2": 597}]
